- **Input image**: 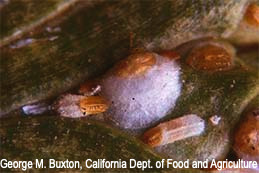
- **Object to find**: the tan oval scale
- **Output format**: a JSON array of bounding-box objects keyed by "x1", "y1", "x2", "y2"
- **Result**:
[
  {"x1": 186, "y1": 43, "x2": 233, "y2": 72},
  {"x1": 142, "y1": 126, "x2": 163, "y2": 147},
  {"x1": 79, "y1": 96, "x2": 109, "y2": 116},
  {"x1": 244, "y1": 3, "x2": 259, "y2": 27},
  {"x1": 79, "y1": 79, "x2": 101, "y2": 96},
  {"x1": 113, "y1": 52, "x2": 156, "y2": 78},
  {"x1": 234, "y1": 109, "x2": 259, "y2": 161}
]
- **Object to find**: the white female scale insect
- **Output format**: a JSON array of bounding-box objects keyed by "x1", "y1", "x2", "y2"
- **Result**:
[{"x1": 97, "y1": 52, "x2": 182, "y2": 129}]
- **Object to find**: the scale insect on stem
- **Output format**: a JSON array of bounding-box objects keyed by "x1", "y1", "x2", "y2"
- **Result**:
[{"x1": 142, "y1": 114, "x2": 205, "y2": 147}]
